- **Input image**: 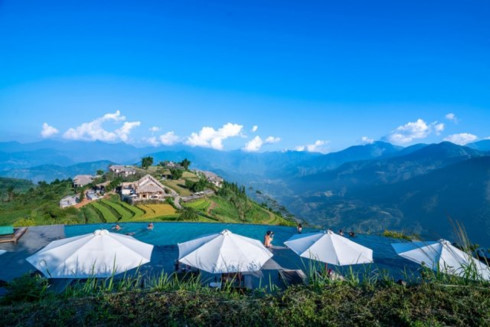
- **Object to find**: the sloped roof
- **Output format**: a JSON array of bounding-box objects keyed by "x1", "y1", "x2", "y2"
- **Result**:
[
  {"x1": 73, "y1": 175, "x2": 94, "y2": 186},
  {"x1": 135, "y1": 174, "x2": 165, "y2": 194}
]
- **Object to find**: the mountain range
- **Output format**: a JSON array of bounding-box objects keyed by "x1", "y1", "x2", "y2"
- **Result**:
[{"x1": 1, "y1": 139, "x2": 489, "y2": 246}]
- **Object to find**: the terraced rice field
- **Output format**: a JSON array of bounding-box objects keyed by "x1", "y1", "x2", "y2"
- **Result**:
[
  {"x1": 182, "y1": 171, "x2": 199, "y2": 181},
  {"x1": 89, "y1": 202, "x2": 119, "y2": 223},
  {"x1": 101, "y1": 199, "x2": 133, "y2": 220},
  {"x1": 135, "y1": 203, "x2": 178, "y2": 220},
  {"x1": 81, "y1": 205, "x2": 104, "y2": 224},
  {"x1": 118, "y1": 201, "x2": 145, "y2": 218},
  {"x1": 183, "y1": 198, "x2": 211, "y2": 211},
  {"x1": 161, "y1": 180, "x2": 191, "y2": 196}
]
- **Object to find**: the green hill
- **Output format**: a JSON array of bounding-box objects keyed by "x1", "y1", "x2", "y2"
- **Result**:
[{"x1": 0, "y1": 173, "x2": 294, "y2": 227}]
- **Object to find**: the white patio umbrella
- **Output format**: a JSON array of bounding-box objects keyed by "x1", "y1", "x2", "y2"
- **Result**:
[
  {"x1": 26, "y1": 229, "x2": 154, "y2": 278},
  {"x1": 177, "y1": 229, "x2": 273, "y2": 274},
  {"x1": 392, "y1": 239, "x2": 490, "y2": 281},
  {"x1": 284, "y1": 230, "x2": 373, "y2": 266}
]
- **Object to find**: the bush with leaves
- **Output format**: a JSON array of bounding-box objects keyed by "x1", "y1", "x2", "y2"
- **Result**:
[
  {"x1": 178, "y1": 207, "x2": 199, "y2": 221},
  {"x1": 2, "y1": 274, "x2": 51, "y2": 304}
]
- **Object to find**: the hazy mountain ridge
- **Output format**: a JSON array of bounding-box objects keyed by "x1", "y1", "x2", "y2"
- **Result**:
[
  {"x1": 0, "y1": 160, "x2": 114, "y2": 183},
  {"x1": 287, "y1": 156, "x2": 490, "y2": 246},
  {"x1": 292, "y1": 142, "x2": 485, "y2": 194}
]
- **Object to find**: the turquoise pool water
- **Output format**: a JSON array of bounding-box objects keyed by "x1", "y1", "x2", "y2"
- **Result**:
[{"x1": 65, "y1": 222, "x2": 421, "y2": 281}]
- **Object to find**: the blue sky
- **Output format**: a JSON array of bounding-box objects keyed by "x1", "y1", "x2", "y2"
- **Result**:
[{"x1": 0, "y1": 0, "x2": 489, "y2": 152}]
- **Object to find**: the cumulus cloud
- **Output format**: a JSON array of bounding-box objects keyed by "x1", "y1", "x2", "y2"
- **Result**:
[
  {"x1": 160, "y1": 131, "x2": 180, "y2": 146},
  {"x1": 265, "y1": 136, "x2": 280, "y2": 143},
  {"x1": 445, "y1": 113, "x2": 458, "y2": 123},
  {"x1": 251, "y1": 125, "x2": 258, "y2": 133},
  {"x1": 433, "y1": 122, "x2": 445, "y2": 135},
  {"x1": 388, "y1": 119, "x2": 431, "y2": 144},
  {"x1": 115, "y1": 121, "x2": 141, "y2": 142},
  {"x1": 145, "y1": 136, "x2": 160, "y2": 147},
  {"x1": 295, "y1": 140, "x2": 329, "y2": 154},
  {"x1": 186, "y1": 123, "x2": 243, "y2": 150},
  {"x1": 243, "y1": 136, "x2": 263, "y2": 152},
  {"x1": 63, "y1": 110, "x2": 140, "y2": 142},
  {"x1": 443, "y1": 133, "x2": 477, "y2": 145},
  {"x1": 243, "y1": 135, "x2": 281, "y2": 152},
  {"x1": 361, "y1": 136, "x2": 374, "y2": 144},
  {"x1": 149, "y1": 126, "x2": 160, "y2": 133},
  {"x1": 40, "y1": 123, "x2": 59, "y2": 138},
  {"x1": 388, "y1": 119, "x2": 445, "y2": 144},
  {"x1": 143, "y1": 131, "x2": 180, "y2": 146}
]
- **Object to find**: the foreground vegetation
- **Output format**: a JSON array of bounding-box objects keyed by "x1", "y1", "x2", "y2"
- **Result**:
[{"x1": 1, "y1": 267, "x2": 489, "y2": 327}]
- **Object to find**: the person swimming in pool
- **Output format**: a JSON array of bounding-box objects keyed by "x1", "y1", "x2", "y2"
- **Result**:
[
  {"x1": 112, "y1": 224, "x2": 122, "y2": 231},
  {"x1": 147, "y1": 222, "x2": 154, "y2": 230}
]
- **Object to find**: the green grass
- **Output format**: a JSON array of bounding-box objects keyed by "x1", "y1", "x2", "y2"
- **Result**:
[
  {"x1": 90, "y1": 201, "x2": 119, "y2": 223},
  {"x1": 0, "y1": 176, "x2": 294, "y2": 227},
  {"x1": 161, "y1": 179, "x2": 191, "y2": 196},
  {"x1": 183, "y1": 198, "x2": 211, "y2": 211},
  {"x1": 206, "y1": 196, "x2": 294, "y2": 225},
  {"x1": 118, "y1": 201, "x2": 145, "y2": 217},
  {"x1": 101, "y1": 199, "x2": 133, "y2": 220},
  {"x1": 81, "y1": 205, "x2": 104, "y2": 224},
  {"x1": 1, "y1": 270, "x2": 489, "y2": 327},
  {"x1": 208, "y1": 196, "x2": 239, "y2": 222},
  {"x1": 383, "y1": 230, "x2": 418, "y2": 241},
  {"x1": 182, "y1": 171, "x2": 199, "y2": 181},
  {"x1": 0, "y1": 179, "x2": 83, "y2": 226}
]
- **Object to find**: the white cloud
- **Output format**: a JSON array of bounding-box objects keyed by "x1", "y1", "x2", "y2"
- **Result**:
[
  {"x1": 295, "y1": 140, "x2": 329, "y2": 154},
  {"x1": 388, "y1": 119, "x2": 432, "y2": 144},
  {"x1": 243, "y1": 135, "x2": 281, "y2": 152},
  {"x1": 251, "y1": 125, "x2": 258, "y2": 133},
  {"x1": 361, "y1": 136, "x2": 374, "y2": 144},
  {"x1": 387, "y1": 118, "x2": 447, "y2": 144},
  {"x1": 445, "y1": 113, "x2": 458, "y2": 123},
  {"x1": 145, "y1": 136, "x2": 160, "y2": 147},
  {"x1": 115, "y1": 121, "x2": 141, "y2": 142},
  {"x1": 40, "y1": 123, "x2": 59, "y2": 138},
  {"x1": 265, "y1": 136, "x2": 280, "y2": 143},
  {"x1": 443, "y1": 133, "x2": 477, "y2": 145},
  {"x1": 63, "y1": 110, "x2": 140, "y2": 142},
  {"x1": 186, "y1": 123, "x2": 243, "y2": 150},
  {"x1": 243, "y1": 136, "x2": 263, "y2": 152},
  {"x1": 160, "y1": 131, "x2": 180, "y2": 146},
  {"x1": 149, "y1": 126, "x2": 160, "y2": 133},
  {"x1": 433, "y1": 122, "x2": 445, "y2": 135}
]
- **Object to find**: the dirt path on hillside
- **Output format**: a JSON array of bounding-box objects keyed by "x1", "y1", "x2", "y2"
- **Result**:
[
  {"x1": 206, "y1": 201, "x2": 217, "y2": 215},
  {"x1": 74, "y1": 197, "x2": 91, "y2": 209},
  {"x1": 73, "y1": 192, "x2": 115, "y2": 209}
]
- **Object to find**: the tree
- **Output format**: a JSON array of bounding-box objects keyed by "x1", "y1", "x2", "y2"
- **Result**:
[
  {"x1": 170, "y1": 168, "x2": 184, "y2": 180},
  {"x1": 180, "y1": 158, "x2": 191, "y2": 171},
  {"x1": 178, "y1": 207, "x2": 199, "y2": 221},
  {"x1": 96, "y1": 169, "x2": 104, "y2": 175},
  {"x1": 106, "y1": 177, "x2": 122, "y2": 192},
  {"x1": 185, "y1": 178, "x2": 208, "y2": 192},
  {"x1": 7, "y1": 186, "x2": 15, "y2": 202},
  {"x1": 141, "y1": 156, "x2": 154, "y2": 169},
  {"x1": 79, "y1": 187, "x2": 86, "y2": 202}
]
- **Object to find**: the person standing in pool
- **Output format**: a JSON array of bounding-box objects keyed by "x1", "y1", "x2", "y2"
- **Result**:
[
  {"x1": 147, "y1": 223, "x2": 154, "y2": 230},
  {"x1": 297, "y1": 223, "x2": 303, "y2": 234},
  {"x1": 264, "y1": 231, "x2": 274, "y2": 248}
]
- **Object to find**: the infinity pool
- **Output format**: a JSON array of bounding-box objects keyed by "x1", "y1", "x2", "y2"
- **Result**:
[{"x1": 65, "y1": 222, "x2": 421, "y2": 281}]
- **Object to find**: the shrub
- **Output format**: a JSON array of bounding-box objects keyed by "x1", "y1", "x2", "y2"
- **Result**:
[{"x1": 2, "y1": 274, "x2": 51, "y2": 304}]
